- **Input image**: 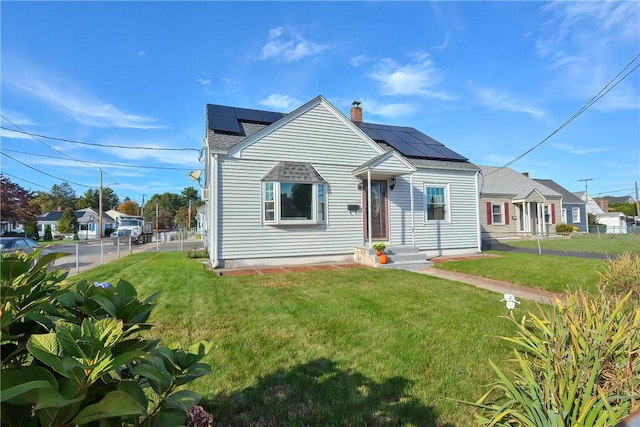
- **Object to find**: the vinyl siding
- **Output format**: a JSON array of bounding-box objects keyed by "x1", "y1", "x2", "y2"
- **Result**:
[
  {"x1": 217, "y1": 158, "x2": 366, "y2": 259},
  {"x1": 388, "y1": 169, "x2": 479, "y2": 250}
]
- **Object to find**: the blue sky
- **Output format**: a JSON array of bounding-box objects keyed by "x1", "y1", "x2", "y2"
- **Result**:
[{"x1": 2, "y1": 1, "x2": 639, "y2": 206}]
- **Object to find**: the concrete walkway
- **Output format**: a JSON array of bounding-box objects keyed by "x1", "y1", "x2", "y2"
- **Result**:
[{"x1": 416, "y1": 268, "x2": 563, "y2": 305}]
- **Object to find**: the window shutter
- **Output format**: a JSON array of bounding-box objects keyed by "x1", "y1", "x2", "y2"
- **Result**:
[
  {"x1": 504, "y1": 203, "x2": 510, "y2": 225},
  {"x1": 551, "y1": 203, "x2": 556, "y2": 224},
  {"x1": 486, "y1": 202, "x2": 492, "y2": 225}
]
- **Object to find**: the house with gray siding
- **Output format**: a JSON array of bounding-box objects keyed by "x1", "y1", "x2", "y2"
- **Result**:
[
  {"x1": 534, "y1": 179, "x2": 587, "y2": 232},
  {"x1": 479, "y1": 166, "x2": 563, "y2": 241},
  {"x1": 203, "y1": 96, "x2": 481, "y2": 268}
]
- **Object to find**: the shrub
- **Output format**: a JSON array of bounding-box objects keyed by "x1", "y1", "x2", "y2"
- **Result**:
[
  {"x1": 43, "y1": 224, "x2": 53, "y2": 241},
  {"x1": 25, "y1": 223, "x2": 39, "y2": 240},
  {"x1": 187, "y1": 247, "x2": 209, "y2": 259},
  {"x1": 1, "y1": 250, "x2": 214, "y2": 426},
  {"x1": 463, "y1": 290, "x2": 639, "y2": 425},
  {"x1": 555, "y1": 223, "x2": 575, "y2": 234},
  {"x1": 598, "y1": 253, "x2": 640, "y2": 302}
]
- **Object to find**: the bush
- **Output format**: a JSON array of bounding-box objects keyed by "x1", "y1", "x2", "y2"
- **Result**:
[
  {"x1": 43, "y1": 224, "x2": 53, "y2": 241},
  {"x1": 187, "y1": 247, "x2": 209, "y2": 259},
  {"x1": 25, "y1": 223, "x2": 39, "y2": 240},
  {"x1": 1, "y1": 250, "x2": 214, "y2": 426},
  {"x1": 598, "y1": 253, "x2": 640, "y2": 302},
  {"x1": 464, "y1": 290, "x2": 639, "y2": 425},
  {"x1": 555, "y1": 223, "x2": 575, "y2": 234}
]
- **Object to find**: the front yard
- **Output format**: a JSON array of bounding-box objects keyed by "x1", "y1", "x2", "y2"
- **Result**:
[{"x1": 73, "y1": 250, "x2": 606, "y2": 425}]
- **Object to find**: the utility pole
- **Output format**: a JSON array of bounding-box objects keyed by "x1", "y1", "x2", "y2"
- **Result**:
[
  {"x1": 99, "y1": 169, "x2": 103, "y2": 239},
  {"x1": 578, "y1": 178, "x2": 593, "y2": 194},
  {"x1": 141, "y1": 194, "x2": 145, "y2": 216},
  {"x1": 636, "y1": 181, "x2": 639, "y2": 220}
]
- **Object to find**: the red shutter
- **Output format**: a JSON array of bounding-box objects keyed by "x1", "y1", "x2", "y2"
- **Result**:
[
  {"x1": 551, "y1": 204, "x2": 556, "y2": 224},
  {"x1": 504, "y1": 203, "x2": 510, "y2": 225},
  {"x1": 486, "y1": 202, "x2": 492, "y2": 225}
]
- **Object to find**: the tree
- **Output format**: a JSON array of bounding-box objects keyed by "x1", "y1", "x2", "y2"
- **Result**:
[
  {"x1": 143, "y1": 192, "x2": 183, "y2": 229},
  {"x1": 31, "y1": 182, "x2": 78, "y2": 213},
  {"x1": 58, "y1": 207, "x2": 78, "y2": 235},
  {"x1": 75, "y1": 188, "x2": 119, "y2": 211},
  {"x1": 0, "y1": 175, "x2": 41, "y2": 226},
  {"x1": 609, "y1": 202, "x2": 637, "y2": 217},
  {"x1": 181, "y1": 186, "x2": 200, "y2": 204},
  {"x1": 117, "y1": 198, "x2": 140, "y2": 215}
]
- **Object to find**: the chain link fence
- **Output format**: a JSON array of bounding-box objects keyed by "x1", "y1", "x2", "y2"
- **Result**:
[{"x1": 482, "y1": 225, "x2": 640, "y2": 259}]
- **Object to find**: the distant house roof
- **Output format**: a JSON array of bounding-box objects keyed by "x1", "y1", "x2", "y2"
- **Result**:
[
  {"x1": 37, "y1": 209, "x2": 115, "y2": 223},
  {"x1": 533, "y1": 179, "x2": 585, "y2": 204},
  {"x1": 573, "y1": 191, "x2": 605, "y2": 215},
  {"x1": 206, "y1": 98, "x2": 478, "y2": 170},
  {"x1": 479, "y1": 166, "x2": 561, "y2": 199}
]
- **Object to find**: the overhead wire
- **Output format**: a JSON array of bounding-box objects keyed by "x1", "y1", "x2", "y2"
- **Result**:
[
  {"x1": 485, "y1": 52, "x2": 640, "y2": 176},
  {"x1": 0, "y1": 123, "x2": 201, "y2": 152},
  {"x1": 1, "y1": 148, "x2": 198, "y2": 171},
  {"x1": 1, "y1": 152, "x2": 94, "y2": 188}
]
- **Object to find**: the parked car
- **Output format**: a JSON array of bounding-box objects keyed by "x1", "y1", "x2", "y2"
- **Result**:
[{"x1": 1, "y1": 237, "x2": 54, "y2": 268}]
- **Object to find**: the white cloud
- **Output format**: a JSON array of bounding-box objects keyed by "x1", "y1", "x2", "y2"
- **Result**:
[
  {"x1": 350, "y1": 54, "x2": 367, "y2": 67},
  {"x1": 261, "y1": 26, "x2": 329, "y2": 62},
  {"x1": 5, "y1": 70, "x2": 162, "y2": 129},
  {"x1": 553, "y1": 142, "x2": 610, "y2": 156},
  {"x1": 368, "y1": 53, "x2": 456, "y2": 100},
  {"x1": 197, "y1": 78, "x2": 211, "y2": 86},
  {"x1": 0, "y1": 128, "x2": 33, "y2": 140},
  {"x1": 258, "y1": 94, "x2": 302, "y2": 111},
  {"x1": 535, "y1": 1, "x2": 640, "y2": 111},
  {"x1": 474, "y1": 86, "x2": 546, "y2": 119},
  {"x1": 356, "y1": 99, "x2": 415, "y2": 120}
]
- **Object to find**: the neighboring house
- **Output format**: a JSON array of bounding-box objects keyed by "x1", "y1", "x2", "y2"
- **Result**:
[
  {"x1": 479, "y1": 167, "x2": 562, "y2": 240},
  {"x1": 574, "y1": 191, "x2": 605, "y2": 216},
  {"x1": 37, "y1": 208, "x2": 115, "y2": 239},
  {"x1": 534, "y1": 179, "x2": 588, "y2": 232},
  {"x1": 202, "y1": 96, "x2": 481, "y2": 268},
  {"x1": 596, "y1": 212, "x2": 628, "y2": 234}
]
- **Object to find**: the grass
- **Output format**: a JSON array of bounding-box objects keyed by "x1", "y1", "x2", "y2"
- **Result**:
[
  {"x1": 72, "y1": 252, "x2": 535, "y2": 426},
  {"x1": 435, "y1": 251, "x2": 604, "y2": 294},
  {"x1": 503, "y1": 233, "x2": 640, "y2": 255}
]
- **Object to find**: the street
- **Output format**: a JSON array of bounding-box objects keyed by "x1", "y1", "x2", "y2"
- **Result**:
[{"x1": 51, "y1": 236, "x2": 206, "y2": 276}]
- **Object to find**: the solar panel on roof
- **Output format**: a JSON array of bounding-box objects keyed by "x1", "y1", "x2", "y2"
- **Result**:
[
  {"x1": 393, "y1": 131, "x2": 423, "y2": 145},
  {"x1": 385, "y1": 140, "x2": 426, "y2": 157},
  {"x1": 411, "y1": 132, "x2": 444, "y2": 146},
  {"x1": 373, "y1": 128, "x2": 404, "y2": 143},
  {"x1": 207, "y1": 104, "x2": 236, "y2": 118},
  {"x1": 209, "y1": 115, "x2": 242, "y2": 134},
  {"x1": 427, "y1": 145, "x2": 468, "y2": 161},
  {"x1": 259, "y1": 111, "x2": 286, "y2": 123},
  {"x1": 234, "y1": 108, "x2": 263, "y2": 123},
  {"x1": 408, "y1": 143, "x2": 449, "y2": 159}
]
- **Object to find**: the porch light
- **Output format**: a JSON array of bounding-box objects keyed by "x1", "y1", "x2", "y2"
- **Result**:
[
  {"x1": 389, "y1": 176, "x2": 396, "y2": 191},
  {"x1": 357, "y1": 176, "x2": 363, "y2": 190}
]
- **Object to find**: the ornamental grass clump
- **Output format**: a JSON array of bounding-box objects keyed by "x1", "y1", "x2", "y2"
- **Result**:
[
  {"x1": 465, "y1": 290, "x2": 639, "y2": 426},
  {"x1": 598, "y1": 252, "x2": 640, "y2": 302},
  {"x1": 1, "y1": 249, "x2": 214, "y2": 427}
]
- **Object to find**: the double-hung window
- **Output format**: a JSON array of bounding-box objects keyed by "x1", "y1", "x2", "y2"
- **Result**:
[
  {"x1": 262, "y1": 161, "x2": 327, "y2": 225},
  {"x1": 424, "y1": 184, "x2": 449, "y2": 222},
  {"x1": 492, "y1": 204, "x2": 503, "y2": 224},
  {"x1": 571, "y1": 207, "x2": 580, "y2": 223}
]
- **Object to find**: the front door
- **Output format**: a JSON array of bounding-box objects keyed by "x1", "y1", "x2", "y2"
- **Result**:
[{"x1": 363, "y1": 180, "x2": 388, "y2": 241}]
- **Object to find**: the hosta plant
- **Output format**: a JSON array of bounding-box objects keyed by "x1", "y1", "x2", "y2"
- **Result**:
[
  {"x1": 1, "y1": 249, "x2": 213, "y2": 426},
  {"x1": 464, "y1": 290, "x2": 639, "y2": 426}
]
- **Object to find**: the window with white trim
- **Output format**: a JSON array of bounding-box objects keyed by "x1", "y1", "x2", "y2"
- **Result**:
[
  {"x1": 263, "y1": 182, "x2": 326, "y2": 225},
  {"x1": 424, "y1": 184, "x2": 449, "y2": 221},
  {"x1": 571, "y1": 207, "x2": 580, "y2": 223},
  {"x1": 492, "y1": 204, "x2": 504, "y2": 224}
]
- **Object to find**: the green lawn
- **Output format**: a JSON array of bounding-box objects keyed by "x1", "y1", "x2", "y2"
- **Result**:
[
  {"x1": 435, "y1": 251, "x2": 604, "y2": 294},
  {"x1": 73, "y1": 252, "x2": 536, "y2": 426},
  {"x1": 502, "y1": 233, "x2": 640, "y2": 255}
]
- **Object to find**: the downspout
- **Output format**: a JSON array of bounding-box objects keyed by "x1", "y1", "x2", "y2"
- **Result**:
[
  {"x1": 367, "y1": 169, "x2": 372, "y2": 248},
  {"x1": 211, "y1": 153, "x2": 220, "y2": 268},
  {"x1": 410, "y1": 173, "x2": 415, "y2": 247},
  {"x1": 475, "y1": 171, "x2": 481, "y2": 252}
]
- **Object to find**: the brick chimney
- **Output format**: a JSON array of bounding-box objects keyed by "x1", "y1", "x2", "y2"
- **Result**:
[
  {"x1": 350, "y1": 101, "x2": 362, "y2": 124},
  {"x1": 599, "y1": 198, "x2": 609, "y2": 212}
]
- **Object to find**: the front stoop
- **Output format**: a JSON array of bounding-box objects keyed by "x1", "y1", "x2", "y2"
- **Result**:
[{"x1": 354, "y1": 245, "x2": 433, "y2": 271}]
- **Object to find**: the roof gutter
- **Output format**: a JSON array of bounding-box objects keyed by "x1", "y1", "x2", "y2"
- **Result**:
[{"x1": 210, "y1": 153, "x2": 220, "y2": 269}]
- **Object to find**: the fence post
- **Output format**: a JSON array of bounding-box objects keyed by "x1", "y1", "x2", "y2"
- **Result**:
[
  {"x1": 117, "y1": 237, "x2": 121, "y2": 258},
  {"x1": 537, "y1": 234, "x2": 542, "y2": 254},
  {"x1": 75, "y1": 242, "x2": 80, "y2": 274}
]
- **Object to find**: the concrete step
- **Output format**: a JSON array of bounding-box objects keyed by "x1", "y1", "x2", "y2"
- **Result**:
[{"x1": 377, "y1": 260, "x2": 434, "y2": 271}]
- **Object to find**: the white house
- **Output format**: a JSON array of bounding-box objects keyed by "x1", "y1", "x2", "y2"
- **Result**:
[
  {"x1": 202, "y1": 96, "x2": 481, "y2": 268},
  {"x1": 36, "y1": 208, "x2": 115, "y2": 240}
]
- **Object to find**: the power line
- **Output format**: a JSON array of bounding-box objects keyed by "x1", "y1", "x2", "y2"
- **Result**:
[
  {"x1": 1, "y1": 152, "x2": 94, "y2": 188},
  {"x1": 0, "y1": 123, "x2": 201, "y2": 152},
  {"x1": 0, "y1": 171, "x2": 50, "y2": 190},
  {"x1": 1, "y1": 148, "x2": 197, "y2": 171},
  {"x1": 486, "y1": 52, "x2": 640, "y2": 176}
]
